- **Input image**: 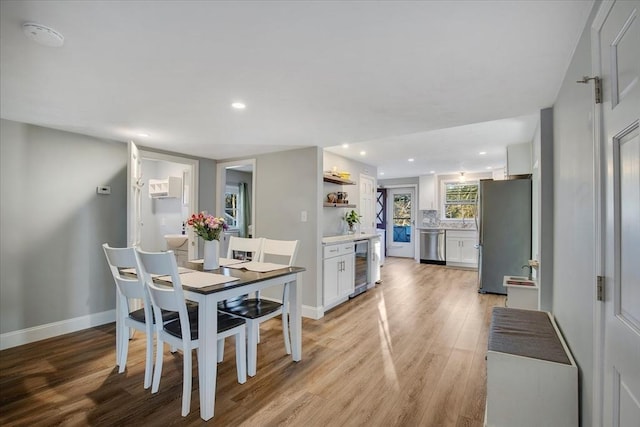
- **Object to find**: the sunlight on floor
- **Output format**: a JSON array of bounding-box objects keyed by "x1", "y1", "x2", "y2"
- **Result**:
[{"x1": 377, "y1": 291, "x2": 400, "y2": 391}]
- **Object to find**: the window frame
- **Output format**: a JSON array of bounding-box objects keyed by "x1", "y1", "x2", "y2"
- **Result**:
[{"x1": 440, "y1": 179, "x2": 479, "y2": 220}]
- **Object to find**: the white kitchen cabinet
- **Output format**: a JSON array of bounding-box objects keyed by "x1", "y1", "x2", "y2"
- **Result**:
[
  {"x1": 445, "y1": 230, "x2": 478, "y2": 268},
  {"x1": 323, "y1": 242, "x2": 355, "y2": 310},
  {"x1": 418, "y1": 174, "x2": 437, "y2": 210},
  {"x1": 507, "y1": 142, "x2": 532, "y2": 176}
]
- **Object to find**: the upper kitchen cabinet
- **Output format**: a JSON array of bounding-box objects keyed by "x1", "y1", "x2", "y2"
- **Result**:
[
  {"x1": 419, "y1": 175, "x2": 437, "y2": 210},
  {"x1": 506, "y1": 142, "x2": 532, "y2": 176}
]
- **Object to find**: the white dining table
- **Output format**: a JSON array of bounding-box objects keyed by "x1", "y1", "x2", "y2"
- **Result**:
[{"x1": 179, "y1": 261, "x2": 305, "y2": 421}]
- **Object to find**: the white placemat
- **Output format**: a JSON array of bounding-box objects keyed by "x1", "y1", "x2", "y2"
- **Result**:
[
  {"x1": 191, "y1": 257, "x2": 248, "y2": 267},
  {"x1": 225, "y1": 261, "x2": 289, "y2": 273},
  {"x1": 158, "y1": 271, "x2": 239, "y2": 288}
]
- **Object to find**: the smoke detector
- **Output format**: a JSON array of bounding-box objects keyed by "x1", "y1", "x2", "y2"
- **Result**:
[{"x1": 22, "y1": 23, "x2": 64, "y2": 47}]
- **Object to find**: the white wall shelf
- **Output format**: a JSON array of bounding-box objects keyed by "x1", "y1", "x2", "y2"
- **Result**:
[{"x1": 149, "y1": 176, "x2": 182, "y2": 198}]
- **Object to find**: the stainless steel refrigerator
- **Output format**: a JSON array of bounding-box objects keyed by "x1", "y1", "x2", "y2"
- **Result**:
[{"x1": 477, "y1": 178, "x2": 532, "y2": 294}]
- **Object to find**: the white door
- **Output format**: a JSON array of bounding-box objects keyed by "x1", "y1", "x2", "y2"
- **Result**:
[
  {"x1": 127, "y1": 141, "x2": 143, "y2": 248},
  {"x1": 386, "y1": 187, "x2": 415, "y2": 258},
  {"x1": 597, "y1": 1, "x2": 640, "y2": 425},
  {"x1": 359, "y1": 174, "x2": 376, "y2": 235}
]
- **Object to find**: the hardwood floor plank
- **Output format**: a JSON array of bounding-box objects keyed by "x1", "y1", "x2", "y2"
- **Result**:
[{"x1": 0, "y1": 258, "x2": 504, "y2": 426}]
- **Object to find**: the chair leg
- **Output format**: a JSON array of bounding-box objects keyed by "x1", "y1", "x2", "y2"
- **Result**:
[
  {"x1": 236, "y1": 327, "x2": 247, "y2": 384},
  {"x1": 181, "y1": 345, "x2": 192, "y2": 417},
  {"x1": 217, "y1": 338, "x2": 225, "y2": 362},
  {"x1": 143, "y1": 330, "x2": 154, "y2": 389},
  {"x1": 282, "y1": 311, "x2": 291, "y2": 355},
  {"x1": 247, "y1": 321, "x2": 259, "y2": 377},
  {"x1": 152, "y1": 339, "x2": 164, "y2": 393},
  {"x1": 118, "y1": 325, "x2": 129, "y2": 374}
]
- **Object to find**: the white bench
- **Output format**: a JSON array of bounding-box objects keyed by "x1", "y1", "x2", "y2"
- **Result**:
[{"x1": 485, "y1": 307, "x2": 578, "y2": 427}]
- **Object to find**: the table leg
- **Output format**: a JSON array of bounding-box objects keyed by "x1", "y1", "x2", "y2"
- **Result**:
[
  {"x1": 198, "y1": 296, "x2": 218, "y2": 421},
  {"x1": 289, "y1": 273, "x2": 302, "y2": 361}
]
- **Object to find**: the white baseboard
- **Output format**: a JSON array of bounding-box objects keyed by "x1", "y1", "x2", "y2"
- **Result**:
[{"x1": 0, "y1": 309, "x2": 116, "y2": 350}]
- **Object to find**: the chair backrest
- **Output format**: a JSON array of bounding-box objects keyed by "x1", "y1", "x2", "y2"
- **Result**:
[
  {"x1": 227, "y1": 236, "x2": 263, "y2": 260},
  {"x1": 103, "y1": 243, "x2": 149, "y2": 315},
  {"x1": 259, "y1": 239, "x2": 299, "y2": 266},
  {"x1": 136, "y1": 249, "x2": 191, "y2": 340}
]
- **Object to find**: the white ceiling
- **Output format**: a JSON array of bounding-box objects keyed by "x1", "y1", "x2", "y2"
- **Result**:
[{"x1": 0, "y1": 0, "x2": 592, "y2": 178}]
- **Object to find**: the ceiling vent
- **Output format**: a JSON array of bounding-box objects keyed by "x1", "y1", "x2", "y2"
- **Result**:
[{"x1": 22, "y1": 23, "x2": 64, "y2": 47}]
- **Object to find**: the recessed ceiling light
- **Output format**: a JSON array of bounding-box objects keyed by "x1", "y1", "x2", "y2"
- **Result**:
[
  {"x1": 486, "y1": 166, "x2": 493, "y2": 169},
  {"x1": 430, "y1": 170, "x2": 435, "y2": 174},
  {"x1": 360, "y1": 151, "x2": 366, "y2": 156},
  {"x1": 479, "y1": 151, "x2": 487, "y2": 155},
  {"x1": 137, "y1": 133, "x2": 149, "y2": 137},
  {"x1": 380, "y1": 172, "x2": 385, "y2": 175},
  {"x1": 408, "y1": 158, "x2": 415, "y2": 162},
  {"x1": 342, "y1": 143, "x2": 349, "y2": 149},
  {"x1": 231, "y1": 102, "x2": 246, "y2": 110}
]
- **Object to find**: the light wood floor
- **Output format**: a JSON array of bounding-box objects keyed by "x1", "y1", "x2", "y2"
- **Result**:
[{"x1": 0, "y1": 257, "x2": 504, "y2": 426}]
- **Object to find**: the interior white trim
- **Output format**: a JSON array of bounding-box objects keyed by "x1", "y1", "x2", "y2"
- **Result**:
[
  {"x1": 217, "y1": 159, "x2": 257, "y2": 237},
  {"x1": 590, "y1": 2, "x2": 613, "y2": 425},
  {"x1": 0, "y1": 310, "x2": 116, "y2": 350}
]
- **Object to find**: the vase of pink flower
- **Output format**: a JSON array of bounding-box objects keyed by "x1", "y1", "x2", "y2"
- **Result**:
[{"x1": 186, "y1": 212, "x2": 228, "y2": 269}]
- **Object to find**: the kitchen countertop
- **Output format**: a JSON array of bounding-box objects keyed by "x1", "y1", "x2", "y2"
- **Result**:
[
  {"x1": 417, "y1": 225, "x2": 477, "y2": 231},
  {"x1": 322, "y1": 233, "x2": 380, "y2": 244}
]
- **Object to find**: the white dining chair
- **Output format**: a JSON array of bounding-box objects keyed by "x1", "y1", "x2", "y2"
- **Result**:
[
  {"x1": 218, "y1": 238, "x2": 299, "y2": 376},
  {"x1": 136, "y1": 249, "x2": 247, "y2": 417},
  {"x1": 102, "y1": 243, "x2": 155, "y2": 389},
  {"x1": 226, "y1": 235, "x2": 263, "y2": 260}
]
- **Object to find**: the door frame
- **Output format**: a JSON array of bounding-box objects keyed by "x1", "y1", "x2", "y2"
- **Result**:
[
  {"x1": 216, "y1": 159, "x2": 256, "y2": 238},
  {"x1": 591, "y1": 2, "x2": 613, "y2": 424},
  {"x1": 138, "y1": 148, "x2": 200, "y2": 259},
  {"x1": 384, "y1": 184, "x2": 418, "y2": 261}
]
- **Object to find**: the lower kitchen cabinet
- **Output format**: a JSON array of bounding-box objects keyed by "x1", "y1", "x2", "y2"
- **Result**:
[
  {"x1": 323, "y1": 242, "x2": 355, "y2": 310},
  {"x1": 445, "y1": 230, "x2": 478, "y2": 268}
]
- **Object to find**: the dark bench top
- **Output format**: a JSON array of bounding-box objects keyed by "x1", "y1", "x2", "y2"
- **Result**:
[{"x1": 488, "y1": 307, "x2": 571, "y2": 365}]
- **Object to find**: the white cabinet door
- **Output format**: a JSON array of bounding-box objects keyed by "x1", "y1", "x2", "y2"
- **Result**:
[
  {"x1": 459, "y1": 237, "x2": 478, "y2": 264},
  {"x1": 323, "y1": 257, "x2": 340, "y2": 305},
  {"x1": 339, "y1": 254, "x2": 355, "y2": 298},
  {"x1": 419, "y1": 175, "x2": 436, "y2": 210},
  {"x1": 445, "y1": 237, "x2": 461, "y2": 262}
]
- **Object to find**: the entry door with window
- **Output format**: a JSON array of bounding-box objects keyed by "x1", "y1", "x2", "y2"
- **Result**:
[
  {"x1": 386, "y1": 188, "x2": 415, "y2": 258},
  {"x1": 597, "y1": 1, "x2": 640, "y2": 425}
]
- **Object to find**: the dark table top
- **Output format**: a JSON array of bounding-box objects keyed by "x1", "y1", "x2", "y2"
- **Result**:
[{"x1": 178, "y1": 261, "x2": 305, "y2": 295}]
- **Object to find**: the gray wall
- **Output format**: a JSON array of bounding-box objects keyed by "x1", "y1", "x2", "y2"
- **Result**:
[
  {"x1": 552, "y1": 2, "x2": 601, "y2": 425},
  {"x1": 0, "y1": 119, "x2": 126, "y2": 333},
  {"x1": 0, "y1": 119, "x2": 217, "y2": 336},
  {"x1": 254, "y1": 147, "x2": 323, "y2": 309}
]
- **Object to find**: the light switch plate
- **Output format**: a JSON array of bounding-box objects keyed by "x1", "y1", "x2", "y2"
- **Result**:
[
  {"x1": 97, "y1": 185, "x2": 111, "y2": 195},
  {"x1": 300, "y1": 210, "x2": 308, "y2": 222}
]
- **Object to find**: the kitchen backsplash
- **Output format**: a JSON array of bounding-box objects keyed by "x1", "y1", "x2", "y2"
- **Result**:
[
  {"x1": 420, "y1": 210, "x2": 476, "y2": 229},
  {"x1": 421, "y1": 210, "x2": 440, "y2": 227}
]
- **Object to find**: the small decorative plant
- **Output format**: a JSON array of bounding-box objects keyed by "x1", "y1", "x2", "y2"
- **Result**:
[
  {"x1": 344, "y1": 210, "x2": 362, "y2": 231},
  {"x1": 186, "y1": 212, "x2": 228, "y2": 241}
]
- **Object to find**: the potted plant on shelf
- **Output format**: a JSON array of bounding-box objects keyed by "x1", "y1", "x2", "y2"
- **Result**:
[
  {"x1": 186, "y1": 212, "x2": 228, "y2": 269},
  {"x1": 344, "y1": 210, "x2": 362, "y2": 234}
]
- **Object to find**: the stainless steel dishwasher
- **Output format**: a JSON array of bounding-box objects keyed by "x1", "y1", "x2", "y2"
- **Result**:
[{"x1": 420, "y1": 229, "x2": 445, "y2": 265}]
